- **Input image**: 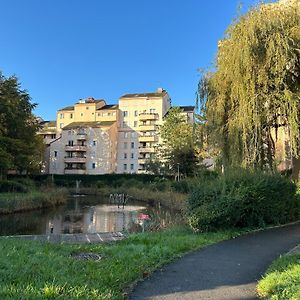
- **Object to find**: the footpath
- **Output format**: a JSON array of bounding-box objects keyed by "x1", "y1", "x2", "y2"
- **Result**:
[{"x1": 130, "y1": 222, "x2": 300, "y2": 300}]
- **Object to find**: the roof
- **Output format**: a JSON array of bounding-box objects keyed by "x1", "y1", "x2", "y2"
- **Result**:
[
  {"x1": 62, "y1": 121, "x2": 115, "y2": 130},
  {"x1": 58, "y1": 106, "x2": 74, "y2": 111},
  {"x1": 40, "y1": 121, "x2": 56, "y2": 127},
  {"x1": 97, "y1": 104, "x2": 118, "y2": 110},
  {"x1": 178, "y1": 106, "x2": 195, "y2": 112},
  {"x1": 120, "y1": 91, "x2": 167, "y2": 99}
]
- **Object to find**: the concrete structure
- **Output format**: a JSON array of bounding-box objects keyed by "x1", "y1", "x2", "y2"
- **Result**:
[{"x1": 40, "y1": 89, "x2": 195, "y2": 174}]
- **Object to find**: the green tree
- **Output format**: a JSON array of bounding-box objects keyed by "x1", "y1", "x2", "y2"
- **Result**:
[
  {"x1": 0, "y1": 72, "x2": 42, "y2": 176},
  {"x1": 199, "y1": 0, "x2": 300, "y2": 170},
  {"x1": 159, "y1": 107, "x2": 199, "y2": 176}
]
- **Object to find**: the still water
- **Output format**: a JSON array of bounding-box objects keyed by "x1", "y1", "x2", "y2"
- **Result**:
[{"x1": 0, "y1": 195, "x2": 179, "y2": 236}]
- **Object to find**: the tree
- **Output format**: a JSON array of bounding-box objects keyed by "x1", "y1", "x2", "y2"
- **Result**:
[
  {"x1": 198, "y1": 0, "x2": 300, "y2": 171},
  {"x1": 0, "y1": 72, "x2": 42, "y2": 176},
  {"x1": 159, "y1": 107, "x2": 199, "y2": 176}
]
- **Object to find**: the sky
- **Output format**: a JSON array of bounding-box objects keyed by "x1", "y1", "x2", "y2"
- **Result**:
[{"x1": 0, "y1": 0, "x2": 274, "y2": 120}]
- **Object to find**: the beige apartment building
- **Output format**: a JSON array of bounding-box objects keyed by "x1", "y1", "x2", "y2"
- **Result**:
[{"x1": 38, "y1": 88, "x2": 194, "y2": 175}]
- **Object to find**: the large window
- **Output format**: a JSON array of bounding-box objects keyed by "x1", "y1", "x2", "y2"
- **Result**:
[
  {"x1": 123, "y1": 111, "x2": 128, "y2": 117},
  {"x1": 123, "y1": 164, "x2": 127, "y2": 171}
]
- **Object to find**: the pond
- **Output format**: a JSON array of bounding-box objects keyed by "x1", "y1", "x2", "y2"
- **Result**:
[{"x1": 0, "y1": 195, "x2": 181, "y2": 236}]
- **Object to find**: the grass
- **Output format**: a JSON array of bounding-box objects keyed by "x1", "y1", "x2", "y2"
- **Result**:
[
  {"x1": 0, "y1": 226, "x2": 244, "y2": 300},
  {"x1": 0, "y1": 188, "x2": 68, "y2": 214},
  {"x1": 257, "y1": 254, "x2": 300, "y2": 300}
]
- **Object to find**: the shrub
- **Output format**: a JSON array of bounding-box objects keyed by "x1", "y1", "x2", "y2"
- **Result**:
[
  {"x1": 0, "y1": 180, "x2": 28, "y2": 193},
  {"x1": 171, "y1": 180, "x2": 190, "y2": 193},
  {"x1": 188, "y1": 170, "x2": 300, "y2": 231}
]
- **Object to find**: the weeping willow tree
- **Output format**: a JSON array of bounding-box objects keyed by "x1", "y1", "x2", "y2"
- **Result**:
[{"x1": 199, "y1": 0, "x2": 300, "y2": 170}]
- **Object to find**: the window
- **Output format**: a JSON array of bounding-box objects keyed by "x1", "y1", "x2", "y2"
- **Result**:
[
  {"x1": 93, "y1": 140, "x2": 96, "y2": 146},
  {"x1": 92, "y1": 163, "x2": 96, "y2": 169},
  {"x1": 60, "y1": 123, "x2": 64, "y2": 129},
  {"x1": 51, "y1": 134, "x2": 56, "y2": 139},
  {"x1": 98, "y1": 113, "x2": 101, "y2": 117},
  {"x1": 124, "y1": 132, "x2": 128, "y2": 138},
  {"x1": 124, "y1": 142, "x2": 128, "y2": 149},
  {"x1": 124, "y1": 153, "x2": 127, "y2": 159},
  {"x1": 70, "y1": 113, "x2": 73, "y2": 119},
  {"x1": 134, "y1": 121, "x2": 138, "y2": 127},
  {"x1": 54, "y1": 151, "x2": 58, "y2": 157},
  {"x1": 130, "y1": 164, "x2": 134, "y2": 171},
  {"x1": 134, "y1": 110, "x2": 138, "y2": 117},
  {"x1": 108, "y1": 112, "x2": 111, "y2": 116},
  {"x1": 60, "y1": 113, "x2": 64, "y2": 119},
  {"x1": 131, "y1": 142, "x2": 134, "y2": 149},
  {"x1": 123, "y1": 164, "x2": 127, "y2": 171},
  {"x1": 68, "y1": 140, "x2": 73, "y2": 146},
  {"x1": 123, "y1": 111, "x2": 128, "y2": 117},
  {"x1": 80, "y1": 113, "x2": 83, "y2": 117},
  {"x1": 150, "y1": 108, "x2": 156, "y2": 113},
  {"x1": 122, "y1": 121, "x2": 127, "y2": 128},
  {"x1": 131, "y1": 153, "x2": 134, "y2": 159},
  {"x1": 86, "y1": 106, "x2": 89, "y2": 110}
]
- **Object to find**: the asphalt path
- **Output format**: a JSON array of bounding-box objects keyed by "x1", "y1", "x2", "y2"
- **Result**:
[{"x1": 129, "y1": 222, "x2": 300, "y2": 300}]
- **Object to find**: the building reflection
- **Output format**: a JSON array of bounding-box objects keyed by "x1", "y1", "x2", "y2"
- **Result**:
[{"x1": 45, "y1": 203, "x2": 145, "y2": 234}]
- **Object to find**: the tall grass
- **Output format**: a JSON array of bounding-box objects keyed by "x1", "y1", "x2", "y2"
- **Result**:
[{"x1": 0, "y1": 188, "x2": 68, "y2": 214}]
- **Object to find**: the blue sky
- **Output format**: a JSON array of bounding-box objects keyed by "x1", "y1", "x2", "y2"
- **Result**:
[{"x1": 1, "y1": 0, "x2": 274, "y2": 120}]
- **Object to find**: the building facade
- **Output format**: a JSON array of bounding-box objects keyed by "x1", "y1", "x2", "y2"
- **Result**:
[{"x1": 39, "y1": 88, "x2": 194, "y2": 175}]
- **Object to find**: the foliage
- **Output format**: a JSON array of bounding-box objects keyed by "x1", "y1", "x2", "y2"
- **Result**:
[
  {"x1": 0, "y1": 180, "x2": 28, "y2": 193},
  {"x1": 0, "y1": 72, "x2": 43, "y2": 176},
  {"x1": 198, "y1": 0, "x2": 300, "y2": 170},
  {"x1": 159, "y1": 107, "x2": 199, "y2": 176},
  {"x1": 257, "y1": 254, "x2": 300, "y2": 300},
  {"x1": 188, "y1": 170, "x2": 300, "y2": 231},
  {"x1": 0, "y1": 227, "x2": 242, "y2": 299}
]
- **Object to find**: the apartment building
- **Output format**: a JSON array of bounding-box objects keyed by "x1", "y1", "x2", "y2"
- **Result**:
[
  {"x1": 117, "y1": 88, "x2": 171, "y2": 173},
  {"x1": 39, "y1": 89, "x2": 194, "y2": 175}
]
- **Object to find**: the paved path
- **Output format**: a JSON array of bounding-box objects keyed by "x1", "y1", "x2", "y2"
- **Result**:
[
  {"x1": 5, "y1": 232, "x2": 124, "y2": 244},
  {"x1": 130, "y1": 222, "x2": 300, "y2": 300}
]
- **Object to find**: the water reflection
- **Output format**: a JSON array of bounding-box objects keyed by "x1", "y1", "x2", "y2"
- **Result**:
[{"x1": 0, "y1": 196, "x2": 179, "y2": 236}]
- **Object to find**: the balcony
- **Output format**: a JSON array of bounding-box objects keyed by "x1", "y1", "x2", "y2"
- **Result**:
[
  {"x1": 65, "y1": 145, "x2": 87, "y2": 152},
  {"x1": 77, "y1": 133, "x2": 87, "y2": 140},
  {"x1": 139, "y1": 147, "x2": 155, "y2": 153},
  {"x1": 64, "y1": 157, "x2": 86, "y2": 163},
  {"x1": 139, "y1": 135, "x2": 158, "y2": 142},
  {"x1": 139, "y1": 113, "x2": 159, "y2": 121},
  {"x1": 138, "y1": 158, "x2": 147, "y2": 165},
  {"x1": 64, "y1": 169, "x2": 86, "y2": 175},
  {"x1": 139, "y1": 125, "x2": 158, "y2": 131}
]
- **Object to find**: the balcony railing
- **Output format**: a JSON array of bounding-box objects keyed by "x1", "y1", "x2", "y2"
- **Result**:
[
  {"x1": 64, "y1": 157, "x2": 87, "y2": 163},
  {"x1": 138, "y1": 158, "x2": 147, "y2": 165},
  {"x1": 139, "y1": 113, "x2": 159, "y2": 121},
  {"x1": 138, "y1": 125, "x2": 158, "y2": 131},
  {"x1": 65, "y1": 145, "x2": 87, "y2": 151},
  {"x1": 64, "y1": 169, "x2": 86, "y2": 175},
  {"x1": 139, "y1": 135, "x2": 158, "y2": 142},
  {"x1": 139, "y1": 147, "x2": 155, "y2": 153},
  {"x1": 77, "y1": 133, "x2": 87, "y2": 140}
]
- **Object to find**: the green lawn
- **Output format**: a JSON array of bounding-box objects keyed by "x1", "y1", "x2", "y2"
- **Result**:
[
  {"x1": 0, "y1": 226, "x2": 241, "y2": 299},
  {"x1": 257, "y1": 254, "x2": 300, "y2": 300}
]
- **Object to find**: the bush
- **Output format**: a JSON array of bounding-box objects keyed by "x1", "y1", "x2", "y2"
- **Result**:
[
  {"x1": 188, "y1": 170, "x2": 300, "y2": 231},
  {"x1": 171, "y1": 180, "x2": 190, "y2": 193},
  {"x1": 0, "y1": 180, "x2": 28, "y2": 193}
]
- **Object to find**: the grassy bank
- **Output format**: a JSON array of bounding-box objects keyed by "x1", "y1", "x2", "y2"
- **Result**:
[
  {"x1": 257, "y1": 254, "x2": 300, "y2": 300},
  {"x1": 0, "y1": 226, "x2": 243, "y2": 300},
  {"x1": 0, "y1": 188, "x2": 68, "y2": 214}
]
